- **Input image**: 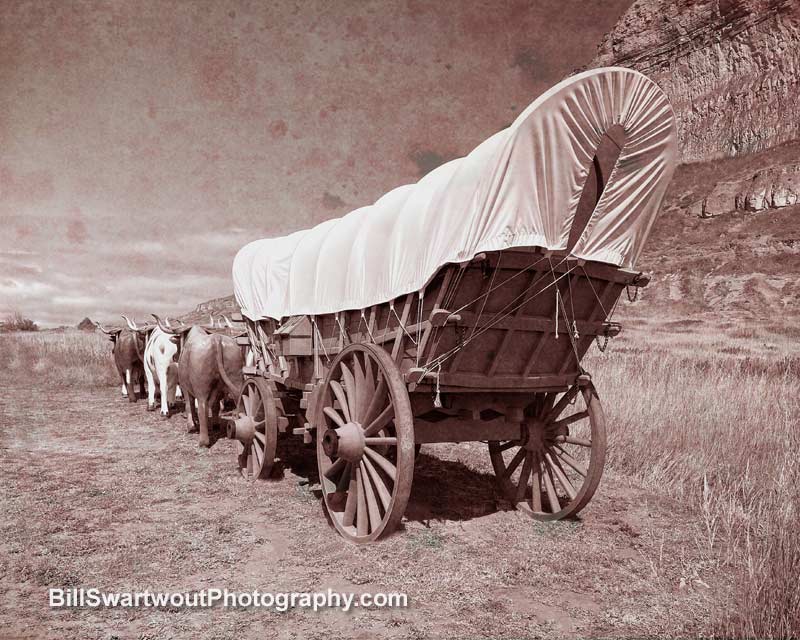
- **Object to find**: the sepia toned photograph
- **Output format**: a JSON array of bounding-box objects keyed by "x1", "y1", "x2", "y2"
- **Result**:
[{"x1": 1, "y1": 1, "x2": 798, "y2": 638}]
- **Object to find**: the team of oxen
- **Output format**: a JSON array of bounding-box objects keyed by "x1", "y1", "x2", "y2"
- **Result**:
[{"x1": 96, "y1": 315, "x2": 248, "y2": 447}]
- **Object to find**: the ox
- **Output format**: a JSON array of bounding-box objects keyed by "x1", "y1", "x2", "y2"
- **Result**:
[
  {"x1": 124, "y1": 316, "x2": 182, "y2": 417},
  {"x1": 97, "y1": 316, "x2": 146, "y2": 402},
  {"x1": 155, "y1": 316, "x2": 244, "y2": 448}
]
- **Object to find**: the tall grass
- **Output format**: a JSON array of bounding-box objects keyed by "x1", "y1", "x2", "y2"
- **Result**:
[
  {"x1": 1, "y1": 325, "x2": 797, "y2": 636},
  {"x1": 588, "y1": 343, "x2": 800, "y2": 638},
  {"x1": 0, "y1": 330, "x2": 118, "y2": 388}
]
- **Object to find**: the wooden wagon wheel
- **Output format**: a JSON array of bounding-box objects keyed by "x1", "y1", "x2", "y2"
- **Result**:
[
  {"x1": 316, "y1": 343, "x2": 415, "y2": 544},
  {"x1": 228, "y1": 378, "x2": 278, "y2": 480},
  {"x1": 488, "y1": 382, "x2": 606, "y2": 521}
]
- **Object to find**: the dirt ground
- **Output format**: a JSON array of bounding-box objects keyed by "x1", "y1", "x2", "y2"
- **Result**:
[{"x1": 0, "y1": 376, "x2": 720, "y2": 639}]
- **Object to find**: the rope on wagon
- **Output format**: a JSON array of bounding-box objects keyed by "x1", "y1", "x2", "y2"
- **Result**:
[
  {"x1": 256, "y1": 322, "x2": 279, "y2": 366},
  {"x1": 449, "y1": 253, "x2": 547, "y2": 318},
  {"x1": 390, "y1": 300, "x2": 417, "y2": 345},
  {"x1": 360, "y1": 309, "x2": 376, "y2": 343},
  {"x1": 311, "y1": 316, "x2": 330, "y2": 362},
  {"x1": 415, "y1": 289, "x2": 424, "y2": 367},
  {"x1": 420, "y1": 261, "x2": 578, "y2": 376},
  {"x1": 579, "y1": 264, "x2": 609, "y2": 317},
  {"x1": 335, "y1": 312, "x2": 349, "y2": 346},
  {"x1": 428, "y1": 264, "x2": 467, "y2": 360},
  {"x1": 579, "y1": 264, "x2": 623, "y2": 353},
  {"x1": 382, "y1": 302, "x2": 393, "y2": 337},
  {"x1": 466, "y1": 251, "x2": 502, "y2": 346},
  {"x1": 555, "y1": 276, "x2": 582, "y2": 366}
]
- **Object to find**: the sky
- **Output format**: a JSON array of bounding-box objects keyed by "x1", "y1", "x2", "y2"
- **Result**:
[{"x1": 1, "y1": 0, "x2": 631, "y2": 326}]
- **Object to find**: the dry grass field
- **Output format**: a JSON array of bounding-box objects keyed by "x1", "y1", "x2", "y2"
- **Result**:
[{"x1": 0, "y1": 324, "x2": 797, "y2": 638}]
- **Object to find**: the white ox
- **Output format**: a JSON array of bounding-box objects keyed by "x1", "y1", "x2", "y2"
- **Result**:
[{"x1": 124, "y1": 316, "x2": 182, "y2": 417}]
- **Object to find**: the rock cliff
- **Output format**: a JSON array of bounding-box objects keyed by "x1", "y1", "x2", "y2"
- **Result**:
[
  {"x1": 690, "y1": 163, "x2": 800, "y2": 217},
  {"x1": 591, "y1": 0, "x2": 800, "y2": 162}
]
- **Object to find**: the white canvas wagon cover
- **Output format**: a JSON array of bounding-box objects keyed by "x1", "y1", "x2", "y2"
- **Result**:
[{"x1": 234, "y1": 67, "x2": 677, "y2": 321}]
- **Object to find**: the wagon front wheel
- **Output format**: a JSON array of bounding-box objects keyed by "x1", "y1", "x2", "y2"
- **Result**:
[
  {"x1": 489, "y1": 382, "x2": 606, "y2": 521},
  {"x1": 230, "y1": 378, "x2": 278, "y2": 480},
  {"x1": 316, "y1": 343, "x2": 414, "y2": 544}
]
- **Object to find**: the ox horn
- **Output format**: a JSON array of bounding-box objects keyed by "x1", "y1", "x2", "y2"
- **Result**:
[
  {"x1": 121, "y1": 314, "x2": 138, "y2": 331},
  {"x1": 152, "y1": 314, "x2": 177, "y2": 335},
  {"x1": 223, "y1": 315, "x2": 234, "y2": 329},
  {"x1": 96, "y1": 322, "x2": 118, "y2": 335}
]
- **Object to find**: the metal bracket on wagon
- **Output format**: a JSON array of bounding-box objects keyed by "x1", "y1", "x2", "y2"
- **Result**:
[
  {"x1": 631, "y1": 272, "x2": 651, "y2": 288},
  {"x1": 430, "y1": 308, "x2": 462, "y2": 327},
  {"x1": 602, "y1": 322, "x2": 622, "y2": 338}
]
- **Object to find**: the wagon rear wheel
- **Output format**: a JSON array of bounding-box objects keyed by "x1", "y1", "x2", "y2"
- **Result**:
[
  {"x1": 316, "y1": 343, "x2": 414, "y2": 544},
  {"x1": 230, "y1": 378, "x2": 278, "y2": 480},
  {"x1": 488, "y1": 382, "x2": 606, "y2": 521}
]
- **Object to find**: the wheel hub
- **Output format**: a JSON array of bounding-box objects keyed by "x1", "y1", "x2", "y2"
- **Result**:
[
  {"x1": 228, "y1": 415, "x2": 255, "y2": 443},
  {"x1": 522, "y1": 420, "x2": 547, "y2": 454},
  {"x1": 322, "y1": 422, "x2": 365, "y2": 461}
]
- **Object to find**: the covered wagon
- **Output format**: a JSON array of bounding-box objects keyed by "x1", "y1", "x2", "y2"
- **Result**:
[{"x1": 229, "y1": 67, "x2": 677, "y2": 544}]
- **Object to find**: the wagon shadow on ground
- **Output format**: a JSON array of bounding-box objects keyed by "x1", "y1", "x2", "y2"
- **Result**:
[{"x1": 273, "y1": 437, "x2": 511, "y2": 526}]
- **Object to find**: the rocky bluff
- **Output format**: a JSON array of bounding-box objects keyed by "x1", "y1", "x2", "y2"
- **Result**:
[{"x1": 591, "y1": 0, "x2": 800, "y2": 163}]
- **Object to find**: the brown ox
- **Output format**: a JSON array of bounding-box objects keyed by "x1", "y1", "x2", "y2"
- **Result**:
[
  {"x1": 97, "y1": 315, "x2": 146, "y2": 402},
  {"x1": 155, "y1": 317, "x2": 244, "y2": 447}
]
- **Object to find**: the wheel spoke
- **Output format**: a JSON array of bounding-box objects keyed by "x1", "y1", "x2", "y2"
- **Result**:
[
  {"x1": 363, "y1": 404, "x2": 394, "y2": 437},
  {"x1": 501, "y1": 448, "x2": 526, "y2": 480},
  {"x1": 557, "y1": 435, "x2": 592, "y2": 447},
  {"x1": 252, "y1": 441, "x2": 263, "y2": 469},
  {"x1": 324, "y1": 457, "x2": 347, "y2": 480},
  {"x1": 362, "y1": 455, "x2": 391, "y2": 510},
  {"x1": 323, "y1": 406, "x2": 347, "y2": 429},
  {"x1": 551, "y1": 410, "x2": 589, "y2": 430},
  {"x1": 351, "y1": 354, "x2": 367, "y2": 422},
  {"x1": 341, "y1": 362, "x2": 357, "y2": 422},
  {"x1": 364, "y1": 436, "x2": 396, "y2": 446},
  {"x1": 362, "y1": 376, "x2": 387, "y2": 426},
  {"x1": 362, "y1": 353, "x2": 375, "y2": 402},
  {"x1": 515, "y1": 453, "x2": 533, "y2": 504},
  {"x1": 546, "y1": 385, "x2": 578, "y2": 422},
  {"x1": 336, "y1": 462, "x2": 352, "y2": 493},
  {"x1": 330, "y1": 380, "x2": 351, "y2": 423},
  {"x1": 546, "y1": 451, "x2": 577, "y2": 500},
  {"x1": 360, "y1": 461, "x2": 382, "y2": 533},
  {"x1": 243, "y1": 390, "x2": 252, "y2": 416},
  {"x1": 343, "y1": 473, "x2": 358, "y2": 527},
  {"x1": 498, "y1": 440, "x2": 517, "y2": 452},
  {"x1": 554, "y1": 444, "x2": 588, "y2": 477},
  {"x1": 356, "y1": 467, "x2": 368, "y2": 536},
  {"x1": 541, "y1": 458, "x2": 561, "y2": 513},
  {"x1": 363, "y1": 446, "x2": 396, "y2": 482},
  {"x1": 531, "y1": 453, "x2": 543, "y2": 512},
  {"x1": 254, "y1": 431, "x2": 265, "y2": 445}
]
